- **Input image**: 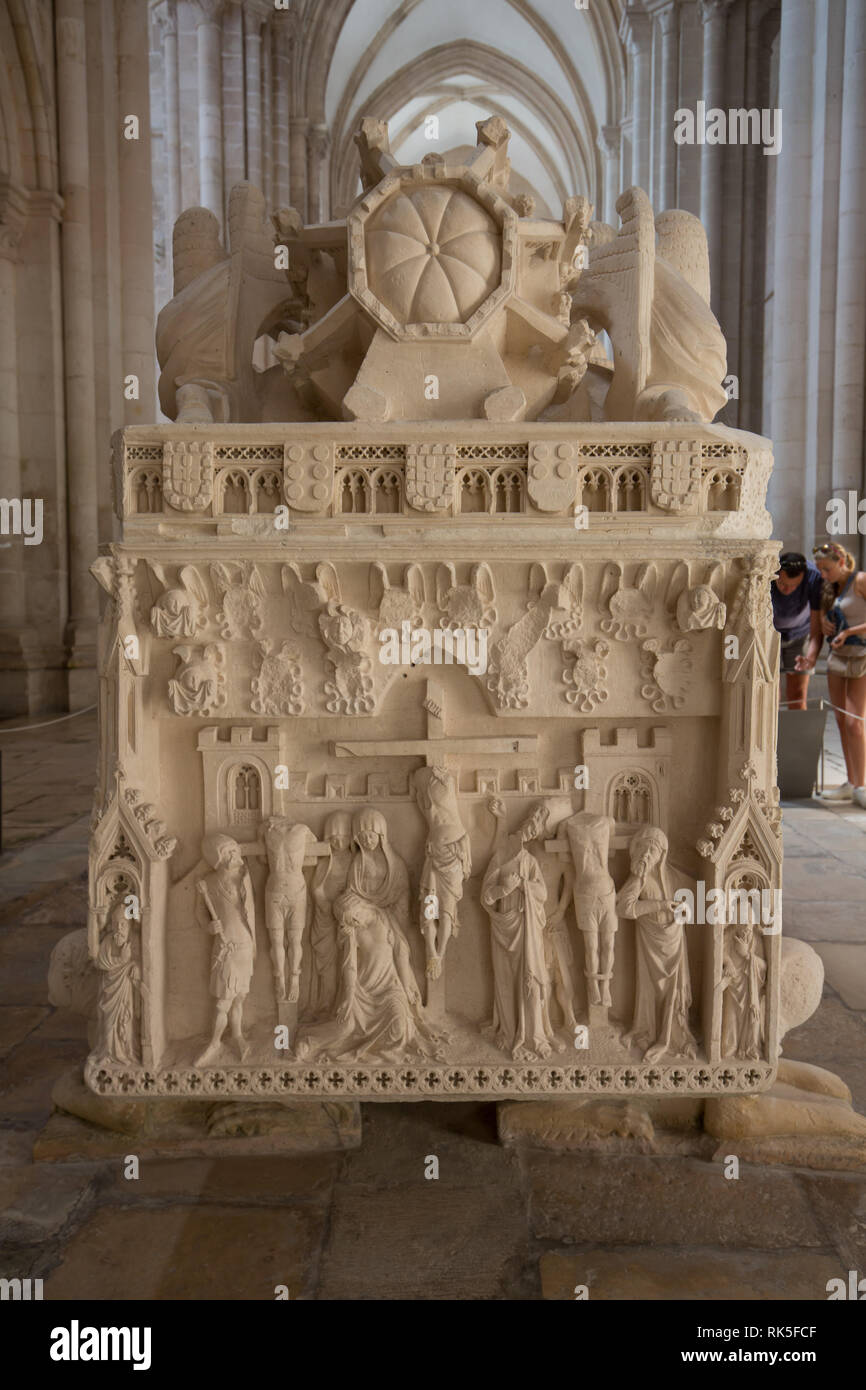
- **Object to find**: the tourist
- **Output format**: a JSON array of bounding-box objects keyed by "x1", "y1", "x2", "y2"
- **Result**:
[
  {"x1": 810, "y1": 542, "x2": 866, "y2": 805},
  {"x1": 771, "y1": 551, "x2": 823, "y2": 709}
]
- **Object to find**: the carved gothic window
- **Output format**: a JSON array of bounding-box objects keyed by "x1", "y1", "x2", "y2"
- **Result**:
[
  {"x1": 458, "y1": 468, "x2": 490, "y2": 513},
  {"x1": 705, "y1": 469, "x2": 740, "y2": 512},
  {"x1": 492, "y1": 467, "x2": 524, "y2": 513},
  {"x1": 614, "y1": 467, "x2": 646, "y2": 512},
  {"x1": 577, "y1": 467, "x2": 611, "y2": 512},
  {"x1": 340, "y1": 469, "x2": 372, "y2": 513},
  {"x1": 373, "y1": 469, "x2": 402, "y2": 514},
  {"x1": 610, "y1": 770, "x2": 653, "y2": 825},
  {"x1": 255, "y1": 471, "x2": 281, "y2": 513},
  {"x1": 134, "y1": 470, "x2": 162, "y2": 513},
  {"x1": 220, "y1": 470, "x2": 251, "y2": 514},
  {"x1": 232, "y1": 765, "x2": 261, "y2": 814}
]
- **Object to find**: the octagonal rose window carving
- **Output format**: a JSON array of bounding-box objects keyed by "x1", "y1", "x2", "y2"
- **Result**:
[{"x1": 365, "y1": 185, "x2": 501, "y2": 326}]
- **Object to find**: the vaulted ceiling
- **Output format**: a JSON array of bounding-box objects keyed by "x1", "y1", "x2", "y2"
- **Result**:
[{"x1": 302, "y1": 0, "x2": 626, "y2": 218}]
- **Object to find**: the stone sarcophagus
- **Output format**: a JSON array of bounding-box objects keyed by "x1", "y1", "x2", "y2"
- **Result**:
[{"x1": 83, "y1": 117, "x2": 782, "y2": 1107}]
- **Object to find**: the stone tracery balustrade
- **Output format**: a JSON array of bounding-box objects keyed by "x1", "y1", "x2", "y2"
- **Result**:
[{"x1": 118, "y1": 424, "x2": 764, "y2": 533}]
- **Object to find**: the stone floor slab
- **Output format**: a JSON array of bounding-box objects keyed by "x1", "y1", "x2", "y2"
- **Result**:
[
  {"x1": 44, "y1": 1204, "x2": 327, "y2": 1300},
  {"x1": 522, "y1": 1152, "x2": 823, "y2": 1249},
  {"x1": 812, "y1": 945, "x2": 866, "y2": 1011},
  {"x1": 539, "y1": 1249, "x2": 844, "y2": 1300}
]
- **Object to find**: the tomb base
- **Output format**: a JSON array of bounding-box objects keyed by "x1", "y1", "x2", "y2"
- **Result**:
[
  {"x1": 32, "y1": 1066, "x2": 361, "y2": 1162},
  {"x1": 498, "y1": 1061, "x2": 866, "y2": 1171}
]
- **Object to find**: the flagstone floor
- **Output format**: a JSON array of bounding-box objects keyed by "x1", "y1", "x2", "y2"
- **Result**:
[{"x1": 0, "y1": 702, "x2": 864, "y2": 1300}]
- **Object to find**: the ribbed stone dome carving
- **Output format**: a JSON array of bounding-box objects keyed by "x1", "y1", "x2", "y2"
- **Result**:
[{"x1": 365, "y1": 185, "x2": 501, "y2": 325}]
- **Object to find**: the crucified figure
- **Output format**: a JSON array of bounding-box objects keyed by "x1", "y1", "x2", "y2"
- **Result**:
[
  {"x1": 414, "y1": 766, "x2": 472, "y2": 979},
  {"x1": 264, "y1": 818, "x2": 315, "y2": 1004}
]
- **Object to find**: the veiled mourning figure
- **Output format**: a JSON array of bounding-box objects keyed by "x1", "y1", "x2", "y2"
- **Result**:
[
  {"x1": 95, "y1": 899, "x2": 143, "y2": 1065},
  {"x1": 617, "y1": 826, "x2": 697, "y2": 1064},
  {"x1": 721, "y1": 924, "x2": 766, "y2": 1059},
  {"x1": 294, "y1": 890, "x2": 444, "y2": 1062},
  {"x1": 347, "y1": 808, "x2": 410, "y2": 938},
  {"x1": 308, "y1": 811, "x2": 354, "y2": 1018},
  {"x1": 481, "y1": 801, "x2": 556, "y2": 1061}
]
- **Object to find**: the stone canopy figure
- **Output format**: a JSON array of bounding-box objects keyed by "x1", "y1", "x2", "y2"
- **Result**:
[
  {"x1": 196, "y1": 833, "x2": 256, "y2": 1066},
  {"x1": 616, "y1": 826, "x2": 697, "y2": 1064},
  {"x1": 95, "y1": 898, "x2": 143, "y2": 1065},
  {"x1": 481, "y1": 800, "x2": 557, "y2": 1061}
]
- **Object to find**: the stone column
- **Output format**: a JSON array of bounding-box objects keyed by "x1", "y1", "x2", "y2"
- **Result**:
[
  {"x1": 596, "y1": 125, "x2": 621, "y2": 226},
  {"x1": 244, "y1": 6, "x2": 264, "y2": 188},
  {"x1": 0, "y1": 181, "x2": 29, "y2": 690},
  {"x1": 116, "y1": 0, "x2": 157, "y2": 425},
  {"x1": 290, "y1": 116, "x2": 309, "y2": 219},
  {"x1": 262, "y1": 20, "x2": 274, "y2": 206},
  {"x1": 768, "y1": 0, "x2": 815, "y2": 547},
  {"x1": 154, "y1": 1, "x2": 180, "y2": 233},
  {"x1": 658, "y1": 3, "x2": 679, "y2": 210},
  {"x1": 832, "y1": 0, "x2": 866, "y2": 562},
  {"x1": 273, "y1": 28, "x2": 291, "y2": 207},
  {"x1": 620, "y1": 4, "x2": 653, "y2": 191},
  {"x1": 221, "y1": 0, "x2": 245, "y2": 194},
  {"x1": 193, "y1": 0, "x2": 224, "y2": 224},
  {"x1": 307, "y1": 124, "x2": 330, "y2": 224},
  {"x1": 56, "y1": 0, "x2": 99, "y2": 701},
  {"x1": 699, "y1": 0, "x2": 730, "y2": 305}
]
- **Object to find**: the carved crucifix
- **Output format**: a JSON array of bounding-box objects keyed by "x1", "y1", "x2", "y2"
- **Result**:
[{"x1": 332, "y1": 679, "x2": 539, "y2": 1014}]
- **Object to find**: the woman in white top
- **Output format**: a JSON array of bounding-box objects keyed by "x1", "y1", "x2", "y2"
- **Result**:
[{"x1": 803, "y1": 542, "x2": 866, "y2": 807}]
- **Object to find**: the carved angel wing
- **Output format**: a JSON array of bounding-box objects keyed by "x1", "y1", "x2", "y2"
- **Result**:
[
  {"x1": 315, "y1": 562, "x2": 341, "y2": 605},
  {"x1": 665, "y1": 561, "x2": 690, "y2": 613},
  {"x1": 635, "y1": 563, "x2": 657, "y2": 601},
  {"x1": 571, "y1": 187, "x2": 654, "y2": 417},
  {"x1": 179, "y1": 565, "x2": 208, "y2": 607},
  {"x1": 210, "y1": 562, "x2": 234, "y2": 596},
  {"x1": 655, "y1": 209, "x2": 711, "y2": 306},
  {"x1": 90, "y1": 557, "x2": 115, "y2": 596},
  {"x1": 599, "y1": 562, "x2": 622, "y2": 609},
  {"x1": 404, "y1": 563, "x2": 425, "y2": 609},
  {"x1": 472, "y1": 562, "x2": 496, "y2": 609},
  {"x1": 247, "y1": 564, "x2": 266, "y2": 598},
  {"x1": 369, "y1": 560, "x2": 389, "y2": 610},
  {"x1": 528, "y1": 562, "x2": 549, "y2": 605},
  {"x1": 436, "y1": 562, "x2": 456, "y2": 610},
  {"x1": 704, "y1": 562, "x2": 724, "y2": 596},
  {"x1": 562, "y1": 562, "x2": 583, "y2": 612}
]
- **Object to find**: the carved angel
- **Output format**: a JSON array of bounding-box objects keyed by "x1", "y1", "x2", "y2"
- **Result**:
[
  {"x1": 369, "y1": 562, "x2": 425, "y2": 631},
  {"x1": 211, "y1": 561, "x2": 266, "y2": 638},
  {"x1": 665, "y1": 561, "x2": 726, "y2": 633},
  {"x1": 168, "y1": 643, "x2": 226, "y2": 716},
  {"x1": 436, "y1": 562, "x2": 497, "y2": 629},
  {"x1": 600, "y1": 562, "x2": 657, "y2": 640},
  {"x1": 282, "y1": 561, "x2": 341, "y2": 636},
  {"x1": 145, "y1": 562, "x2": 209, "y2": 639}
]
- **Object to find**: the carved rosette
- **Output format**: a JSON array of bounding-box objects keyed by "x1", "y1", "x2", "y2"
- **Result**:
[
  {"x1": 640, "y1": 637, "x2": 693, "y2": 712},
  {"x1": 250, "y1": 640, "x2": 304, "y2": 715},
  {"x1": 562, "y1": 637, "x2": 610, "y2": 711}
]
